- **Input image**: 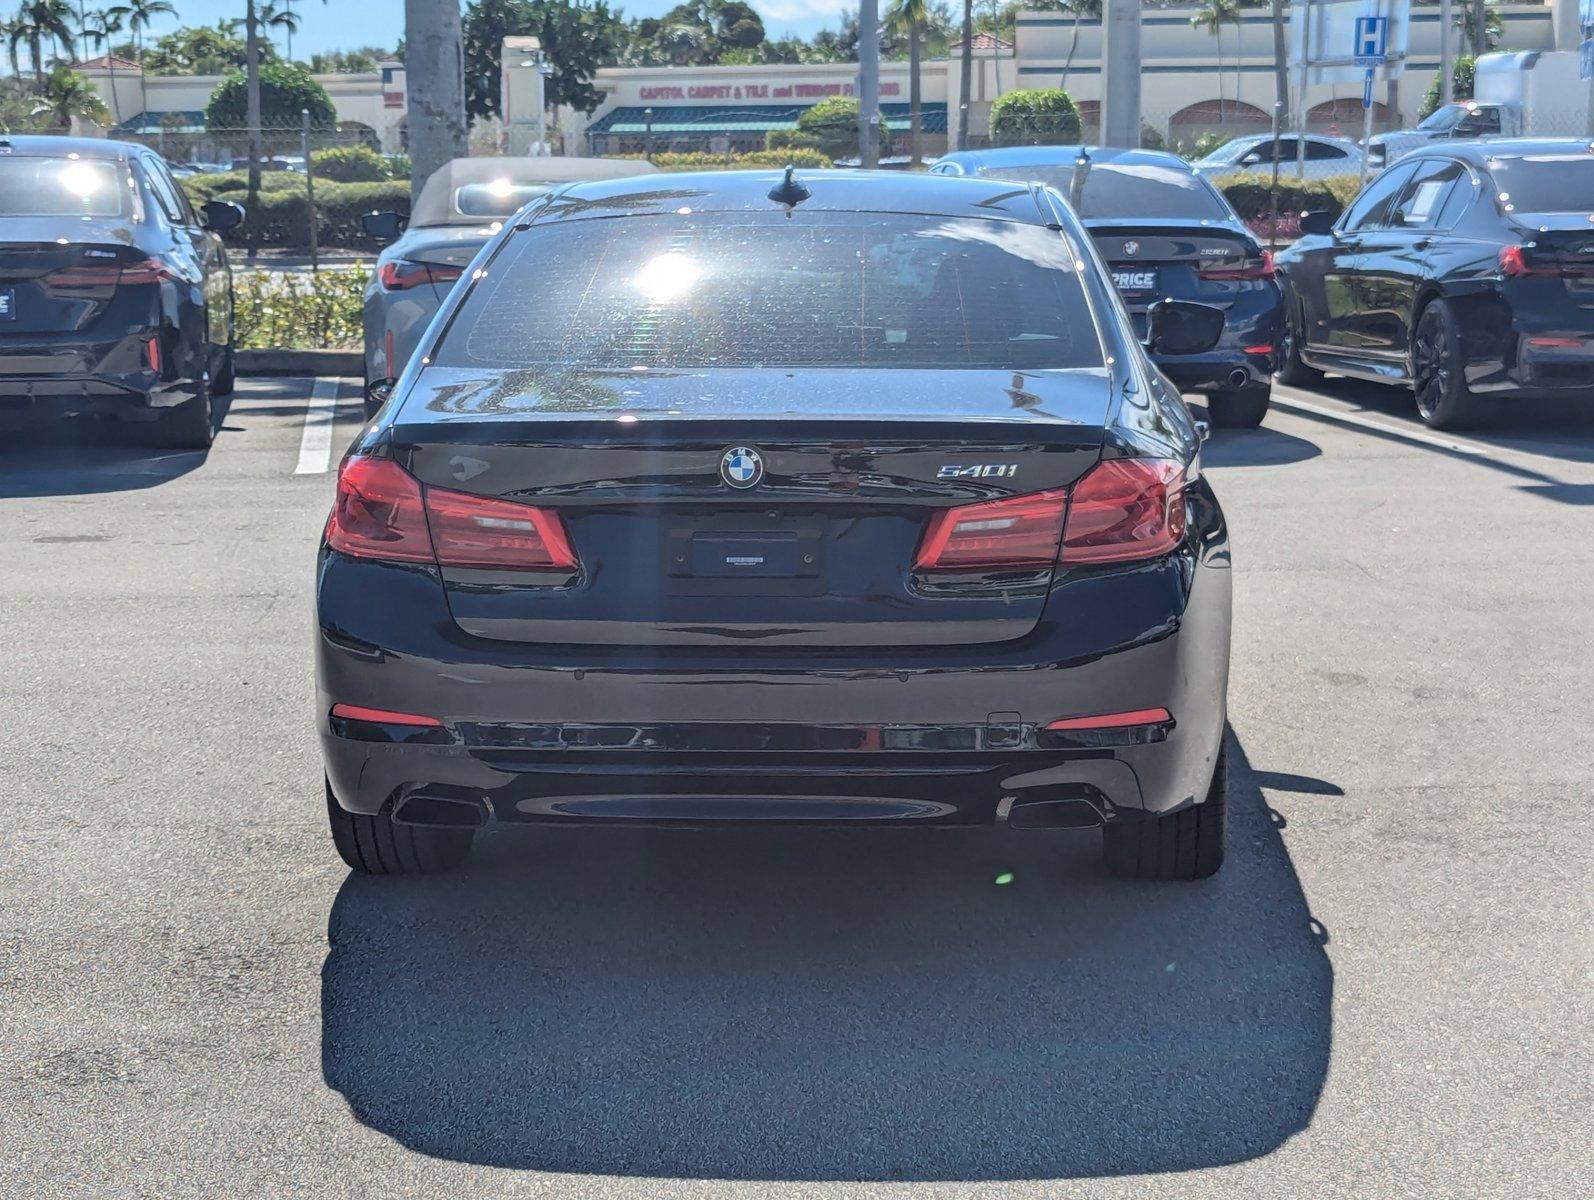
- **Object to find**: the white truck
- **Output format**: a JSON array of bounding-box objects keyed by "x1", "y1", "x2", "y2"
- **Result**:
[{"x1": 1365, "y1": 50, "x2": 1592, "y2": 169}]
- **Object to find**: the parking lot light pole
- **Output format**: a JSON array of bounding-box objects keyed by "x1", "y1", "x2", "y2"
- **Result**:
[{"x1": 1101, "y1": 0, "x2": 1142, "y2": 149}]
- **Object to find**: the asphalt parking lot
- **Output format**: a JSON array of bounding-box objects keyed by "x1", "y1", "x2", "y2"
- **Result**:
[{"x1": 2, "y1": 376, "x2": 1590, "y2": 1198}]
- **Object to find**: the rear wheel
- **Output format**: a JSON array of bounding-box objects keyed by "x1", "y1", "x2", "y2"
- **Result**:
[
  {"x1": 1412, "y1": 299, "x2": 1478, "y2": 429},
  {"x1": 325, "y1": 780, "x2": 473, "y2": 875},
  {"x1": 211, "y1": 343, "x2": 235, "y2": 397},
  {"x1": 1275, "y1": 280, "x2": 1323, "y2": 387},
  {"x1": 154, "y1": 379, "x2": 214, "y2": 449},
  {"x1": 1205, "y1": 384, "x2": 1270, "y2": 429},
  {"x1": 1102, "y1": 744, "x2": 1227, "y2": 881}
]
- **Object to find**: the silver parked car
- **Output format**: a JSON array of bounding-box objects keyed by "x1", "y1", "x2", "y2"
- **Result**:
[
  {"x1": 1193, "y1": 133, "x2": 1364, "y2": 181},
  {"x1": 359, "y1": 155, "x2": 659, "y2": 414}
]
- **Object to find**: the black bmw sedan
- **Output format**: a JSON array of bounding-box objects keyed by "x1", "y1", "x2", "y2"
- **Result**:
[
  {"x1": 932, "y1": 145, "x2": 1283, "y2": 428},
  {"x1": 316, "y1": 170, "x2": 1234, "y2": 881},
  {"x1": 0, "y1": 135, "x2": 243, "y2": 448},
  {"x1": 1274, "y1": 139, "x2": 1594, "y2": 428}
]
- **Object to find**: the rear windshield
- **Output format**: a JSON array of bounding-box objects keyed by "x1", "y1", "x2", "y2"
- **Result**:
[
  {"x1": 435, "y1": 212, "x2": 1103, "y2": 372},
  {"x1": 454, "y1": 180, "x2": 552, "y2": 219},
  {"x1": 0, "y1": 157, "x2": 132, "y2": 218},
  {"x1": 1488, "y1": 156, "x2": 1594, "y2": 214},
  {"x1": 977, "y1": 162, "x2": 1231, "y2": 220}
]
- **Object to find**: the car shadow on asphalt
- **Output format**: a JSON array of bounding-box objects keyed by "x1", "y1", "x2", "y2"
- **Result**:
[
  {"x1": 320, "y1": 734, "x2": 1332, "y2": 1182},
  {"x1": 1192, "y1": 411, "x2": 1323, "y2": 469},
  {"x1": 0, "y1": 389, "x2": 238, "y2": 498}
]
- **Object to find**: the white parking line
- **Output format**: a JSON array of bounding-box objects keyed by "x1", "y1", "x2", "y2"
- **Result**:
[
  {"x1": 1270, "y1": 391, "x2": 1506, "y2": 461},
  {"x1": 294, "y1": 378, "x2": 342, "y2": 475}
]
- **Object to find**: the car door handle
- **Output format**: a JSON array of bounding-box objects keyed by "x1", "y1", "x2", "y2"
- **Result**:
[{"x1": 1413, "y1": 238, "x2": 1433, "y2": 251}]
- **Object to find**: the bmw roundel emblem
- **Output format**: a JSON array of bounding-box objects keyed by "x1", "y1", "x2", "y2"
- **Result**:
[
  {"x1": 1122, "y1": 240, "x2": 1140, "y2": 257},
  {"x1": 720, "y1": 445, "x2": 764, "y2": 489}
]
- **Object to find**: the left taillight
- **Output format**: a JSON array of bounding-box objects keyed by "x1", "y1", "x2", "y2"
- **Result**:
[
  {"x1": 42, "y1": 257, "x2": 175, "y2": 290},
  {"x1": 378, "y1": 259, "x2": 464, "y2": 291},
  {"x1": 1199, "y1": 249, "x2": 1274, "y2": 281},
  {"x1": 326, "y1": 454, "x2": 578, "y2": 571},
  {"x1": 914, "y1": 457, "x2": 1188, "y2": 572}
]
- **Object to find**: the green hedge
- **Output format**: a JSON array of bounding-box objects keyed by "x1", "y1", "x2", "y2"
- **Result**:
[
  {"x1": 796, "y1": 96, "x2": 859, "y2": 160},
  {"x1": 1212, "y1": 172, "x2": 1363, "y2": 239},
  {"x1": 309, "y1": 145, "x2": 394, "y2": 182},
  {"x1": 624, "y1": 149, "x2": 832, "y2": 172},
  {"x1": 182, "y1": 174, "x2": 408, "y2": 249},
  {"x1": 233, "y1": 264, "x2": 369, "y2": 350},
  {"x1": 765, "y1": 128, "x2": 821, "y2": 152},
  {"x1": 989, "y1": 89, "x2": 1083, "y2": 147}
]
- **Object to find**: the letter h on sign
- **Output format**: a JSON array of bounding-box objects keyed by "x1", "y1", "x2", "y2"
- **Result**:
[{"x1": 1354, "y1": 16, "x2": 1387, "y2": 66}]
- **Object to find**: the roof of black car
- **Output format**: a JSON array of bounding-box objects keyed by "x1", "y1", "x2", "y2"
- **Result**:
[
  {"x1": 529, "y1": 168, "x2": 1050, "y2": 224},
  {"x1": 938, "y1": 144, "x2": 1196, "y2": 174},
  {"x1": 0, "y1": 133, "x2": 140, "y2": 160},
  {"x1": 1413, "y1": 137, "x2": 1594, "y2": 164}
]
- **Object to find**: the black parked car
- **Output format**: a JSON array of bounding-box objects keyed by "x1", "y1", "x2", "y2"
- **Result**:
[
  {"x1": 0, "y1": 135, "x2": 243, "y2": 448},
  {"x1": 1274, "y1": 138, "x2": 1594, "y2": 428},
  {"x1": 317, "y1": 169, "x2": 1235, "y2": 881},
  {"x1": 932, "y1": 145, "x2": 1283, "y2": 428}
]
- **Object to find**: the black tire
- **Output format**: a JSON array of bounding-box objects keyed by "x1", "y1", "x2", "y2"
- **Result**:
[
  {"x1": 325, "y1": 780, "x2": 473, "y2": 875},
  {"x1": 1206, "y1": 384, "x2": 1270, "y2": 429},
  {"x1": 154, "y1": 380, "x2": 214, "y2": 449},
  {"x1": 212, "y1": 343, "x2": 235, "y2": 397},
  {"x1": 1275, "y1": 279, "x2": 1324, "y2": 387},
  {"x1": 362, "y1": 375, "x2": 388, "y2": 419},
  {"x1": 1411, "y1": 298, "x2": 1478, "y2": 430},
  {"x1": 1103, "y1": 743, "x2": 1226, "y2": 881}
]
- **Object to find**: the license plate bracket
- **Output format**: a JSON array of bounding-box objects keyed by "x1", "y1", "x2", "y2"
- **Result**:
[{"x1": 1111, "y1": 269, "x2": 1159, "y2": 294}]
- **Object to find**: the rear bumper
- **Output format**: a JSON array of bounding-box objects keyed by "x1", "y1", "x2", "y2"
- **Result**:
[
  {"x1": 0, "y1": 329, "x2": 197, "y2": 424},
  {"x1": 316, "y1": 483, "x2": 1233, "y2": 830},
  {"x1": 1138, "y1": 285, "x2": 1282, "y2": 392}
]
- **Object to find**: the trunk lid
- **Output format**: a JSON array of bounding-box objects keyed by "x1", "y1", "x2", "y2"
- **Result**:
[
  {"x1": 392, "y1": 366, "x2": 1112, "y2": 649},
  {"x1": 0, "y1": 220, "x2": 150, "y2": 338},
  {"x1": 1085, "y1": 218, "x2": 1264, "y2": 315}
]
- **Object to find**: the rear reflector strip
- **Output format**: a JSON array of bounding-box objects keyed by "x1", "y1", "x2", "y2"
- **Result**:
[
  {"x1": 330, "y1": 703, "x2": 442, "y2": 727},
  {"x1": 1046, "y1": 708, "x2": 1172, "y2": 731},
  {"x1": 1244, "y1": 344, "x2": 1274, "y2": 356}
]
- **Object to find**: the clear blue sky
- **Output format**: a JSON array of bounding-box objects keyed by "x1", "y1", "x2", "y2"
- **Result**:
[{"x1": 143, "y1": 2, "x2": 851, "y2": 57}]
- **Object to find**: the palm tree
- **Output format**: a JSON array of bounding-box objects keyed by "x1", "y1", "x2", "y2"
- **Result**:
[
  {"x1": 261, "y1": 0, "x2": 299, "y2": 63},
  {"x1": 11, "y1": 2, "x2": 77, "y2": 93},
  {"x1": 886, "y1": 0, "x2": 926, "y2": 165},
  {"x1": 80, "y1": 8, "x2": 126, "y2": 125},
  {"x1": 107, "y1": 0, "x2": 175, "y2": 132},
  {"x1": 957, "y1": 0, "x2": 972, "y2": 149},
  {"x1": 1060, "y1": 0, "x2": 1101, "y2": 90},
  {"x1": 1190, "y1": 0, "x2": 1241, "y2": 125},
  {"x1": 33, "y1": 65, "x2": 110, "y2": 128},
  {"x1": 1, "y1": 17, "x2": 24, "y2": 83},
  {"x1": 1456, "y1": 1, "x2": 1501, "y2": 58}
]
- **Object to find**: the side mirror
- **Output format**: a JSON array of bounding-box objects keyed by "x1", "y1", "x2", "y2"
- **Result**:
[
  {"x1": 200, "y1": 200, "x2": 244, "y2": 232},
  {"x1": 1240, "y1": 152, "x2": 1262, "y2": 165},
  {"x1": 1145, "y1": 299, "x2": 1225, "y2": 357},
  {"x1": 360, "y1": 210, "x2": 406, "y2": 241},
  {"x1": 1299, "y1": 209, "x2": 1337, "y2": 236}
]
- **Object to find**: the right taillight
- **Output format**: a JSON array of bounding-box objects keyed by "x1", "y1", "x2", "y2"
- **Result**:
[
  {"x1": 378, "y1": 259, "x2": 464, "y2": 291},
  {"x1": 1199, "y1": 249, "x2": 1274, "y2": 281},
  {"x1": 1060, "y1": 457, "x2": 1188, "y2": 564},
  {"x1": 1498, "y1": 245, "x2": 1558, "y2": 277},
  {"x1": 913, "y1": 457, "x2": 1187, "y2": 572},
  {"x1": 326, "y1": 454, "x2": 578, "y2": 571}
]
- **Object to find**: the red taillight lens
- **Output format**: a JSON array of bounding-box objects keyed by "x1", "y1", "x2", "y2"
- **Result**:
[
  {"x1": 326, "y1": 455, "x2": 578, "y2": 571},
  {"x1": 914, "y1": 458, "x2": 1188, "y2": 571},
  {"x1": 1499, "y1": 245, "x2": 1557, "y2": 277},
  {"x1": 1200, "y1": 249, "x2": 1274, "y2": 280},
  {"x1": 914, "y1": 489, "x2": 1069, "y2": 570},
  {"x1": 1060, "y1": 457, "x2": 1188, "y2": 565},
  {"x1": 1046, "y1": 707, "x2": 1173, "y2": 731},
  {"x1": 378, "y1": 259, "x2": 464, "y2": 291},
  {"x1": 424, "y1": 485, "x2": 578, "y2": 570},
  {"x1": 330, "y1": 703, "x2": 441, "y2": 727},
  {"x1": 43, "y1": 257, "x2": 174, "y2": 289},
  {"x1": 325, "y1": 455, "x2": 434, "y2": 563}
]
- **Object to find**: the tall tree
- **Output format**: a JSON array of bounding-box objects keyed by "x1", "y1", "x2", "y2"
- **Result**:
[
  {"x1": 1059, "y1": 0, "x2": 1100, "y2": 89},
  {"x1": 957, "y1": 0, "x2": 971, "y2": 149},
  {"x1": 1190, "y1": 0, "x2": 1240, "y2": 123},
  {"x1": 407, "y1": 0, "x2": 468, "y2": 202},
  {"x1": 81, "y1": 8, "x2": 126, "y2": 123},
  {"x1": 108, "y1": 0, "x2": 176, "y2": 123},
  {"x1": 463, "y1": 1, "x2": 625, "y2": 120},
  {"x1": 886, "y1": 0, "x2": 925, "y2": 164},
  {"x1": 35, "y1": 64, "x2": 110, "y2": 126},
  {"x1": 14, "y1": 2, "x2": 78, "y2": 92}
]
